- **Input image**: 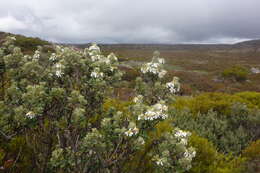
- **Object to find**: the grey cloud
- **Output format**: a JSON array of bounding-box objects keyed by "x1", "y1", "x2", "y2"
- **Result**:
[{"x1": 0, "y1": 0, "x2": 259, "y2": 43}]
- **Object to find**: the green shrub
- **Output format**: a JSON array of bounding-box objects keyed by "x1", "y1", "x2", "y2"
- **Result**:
[
  {"x1": 188, "y1": 134, "x2": 246, "y2": 173},
  {"x1": 188, "y1": 134, "x2": 218, "y2": 173},
  {"x1": 170, "y1": 102, "x2": 260, "y2": 154},
  {"x1": 222, "y1": 65, "x2": 249, "y2": 82}
]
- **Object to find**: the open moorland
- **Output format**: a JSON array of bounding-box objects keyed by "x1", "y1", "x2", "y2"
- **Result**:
[{"x1": 0, "y1": 32, "x2": 260, "y2": 173}]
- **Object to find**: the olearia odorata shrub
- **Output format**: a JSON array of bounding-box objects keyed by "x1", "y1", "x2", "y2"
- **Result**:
[{"x1": 0, "y1": 36, "x2": 195, "y2": 172}]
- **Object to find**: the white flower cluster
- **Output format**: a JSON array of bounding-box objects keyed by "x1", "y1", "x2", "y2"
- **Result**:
[
  {"x1": 91, "y1": 54, "x2": 102, "y2": 62},
  {"x1": 33, "y1": 50, "x2": 40, "y2": 61},
  {"x1": 138, "y1": 102, "x2": 168, "y2": 121},
  {"x1": 184, "y1": 149, "x2": 196, "y2": 161},
  {"x1": 175, "y1": 129, "x2": 191, "y2": 145},
  {"x1": 175, "y1": 129, "x2": 190, "y2": 138},
  {"x1": 26, "y1": 111, "x2": 36, "y2": 119},
  {"x1": 91, "y1": 67, "x2": 104, "y2": 79},
  {"x1": 54, "y1": 63, "x2": 64, "y2": 77},
  {"x1": 88, "y1": 43, "x2": 101, "y2": 57},
  {"x1": 10, "y1": 36, "x2": 16, "y2": 41},
  {"x1": 158, "y1": 58, "x2": 165, "y2": 64},
  {"x1": 49, "y1": 53, "x2": 57, "y2": 61},
  {"x1": 125, "y1": 126, "x2": 139, "y2": 137},
  {"x1": 99, "y1": 56, "x2": 110, "y2": 64},
  {"x1": 140, "y1": 51, "x2": 167, "y2": 78},
  {"x1": 141, "y1": 61, "x2": 167, "y2": 79},
  {"x1": 156, "y1": 157, "x2": 167, "y2": 166},
  {"x1": 133, "y1": 95, "x2": 143, "y2": 103},
  {"x1": 88, "y1": 44, "x2": 119, "y2": 73},
  {"x1": 166, "y1": 77, "x2": 180, "y2": 93},
  {"x1": 152, "y1": 155, "x2": 167, "y2": 166},
  {"x1": 89, "y1": 46, "x2": 118, "y2": 65},
  {"x1": 107, "y1": 53, "x2": 118, "y2": 62}
]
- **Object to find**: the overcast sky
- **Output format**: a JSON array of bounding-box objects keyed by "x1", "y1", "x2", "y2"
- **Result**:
[{"x1": 0, "y1": 0, "x2": 260, "y2": 44}]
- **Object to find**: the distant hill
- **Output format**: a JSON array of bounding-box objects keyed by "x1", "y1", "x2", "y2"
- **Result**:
[
  {"x1": 69, "y1": 40, "x2": 260, "y2": 52},
  {"x1": 1, "y1": 31, "x2": 260, "y2": 52},
  {"x1": 0, "y1": 31, "x2": 51, "y2": 53},
  {"x1": 233, "y1": 39, "x2": 260, "y2": 48}
]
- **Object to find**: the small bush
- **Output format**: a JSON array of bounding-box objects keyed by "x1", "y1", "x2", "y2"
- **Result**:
[
  {"x1": 189, "y1": 134, "x2": 246, "y2": 173},
  {"x1": 242, "y1": 140, "x2": 260, "y2": 173},
  {"x1": 188, "y1": 134, "x2": 218, "y2": 173},
  {"x1": 170, "y1": 102, "x2": 260, "y2": 154},
  {"x1": 242, "y1": 140, "x2": 260, "y2": 160},
  {"x1": 222, "y1": 65, "x2": 249, "y2": 82},
  {"x1": 173, "y1": 92, "x2": 260, "y2": 115}
]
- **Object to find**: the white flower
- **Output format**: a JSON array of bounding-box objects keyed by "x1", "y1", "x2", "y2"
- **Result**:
[
  {"x1": 10, "y1": 36, "x2": 16, "y2": 41},
  {"x1": 158, "y1": 58, "x2": 165, "y2": 64},
  {"x1": 140, "y1": 57, "x2": 167, "y2": 78},
  {"x1": 91, "y1": 71, "x2": 103, "y2": 78},
  {"x1": 184, "y1": 149, "x2": 196, "y2": 160},
  {"x1": 55, "y1": 63, "x2": 62, "y2": 69},
  {"x1": 54, "y1": 63, "x2": 64, "y2": 77},
  {"x1": 141, "y1": 62, "x2": 160, "y2": 75},
  {"x1": 110, "y1": 66, "x2": 116, "y2": 72},
  {"x1": 125, "y1": 127, "x2": 139, "y2": 137},
  {"x1": 55, "y1": 70, "x2": 63, "y2": 77},
  {"x1": 156, "y1": 158, "x2": 164, "y2": 166},
  {"x1": 175, "y1": 130, "x2": 190, "y2": 138},
  {"x1": 89, "y1": 43, "x2": 100, "y2": 52},
  {"x1": 91, "y1": 55, "x2": 102, "y2": 62},
  {"x1": 166, "y1": 77, "x2": 180, "y2": 93},
  {"x1": 180, "y1": 138, "x2": 188, "y2": 145},
  {"x1": 138, "y1": 102, "x2": 168, "y2": 121},
  {"x1": 133, "y1": 95, "x2": 143, "y2": 103},
  {"x1": 33, "y1": 50, "x2": 40, "y2": 60},
  {"x1": 158, "y1": 70, "x2": 167, "y2": 78},
  {"x1": 88, "y1": 43, "x2": 101, "y2": 57},
  {"x1": 49, "y1": 53, "x2": 57, "y2": 61},
  {"x1": 91, "y1": 67, "x2": 104, "y2": 79},
  {"x1": 23, "y1": 55, "x2": 31, "y2": 60},
  {"x1": 100, "y1": 57, "x2": 110, "y2": 64},
  {"x1": 138, "y1": 113, "x2": 144, "y2": 120},
  {"x1": 26, "y1": 111, "x2": 36, "y2": 119},
  {"x1": 107, "y1": 53, "x2": 118, "y2": 61}
]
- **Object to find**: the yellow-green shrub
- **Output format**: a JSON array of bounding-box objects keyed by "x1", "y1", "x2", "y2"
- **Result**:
[
  {"x1": 172, "y1": 92, "x2": 260, "y2": 115},
  {"x1": 222, "y1": 65, "x2": 249, "y2": 82},
  {"x1": 189, "y1": 134, "x2": 246, "y2": 173},
  {"x1": 235, "y1": 92, "x2": 260, "y2": 109},
  {"x1": 242, "y1": 140, "x2": 260, "y2": 160},
  {"x1": 242, "y1": 140, "x2": 260, "y2": 173},
  {"x1": 188, "y1": 134, "x2": 218, "y2": 173}
]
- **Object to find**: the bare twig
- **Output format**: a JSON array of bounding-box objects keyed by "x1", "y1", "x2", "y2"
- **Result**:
[
  {"x1": 9, "y1": 146, "x2": 22, "y2": 173},
  {"x1": 0, "y1": 129, "x2": 16, "y2": 140}
]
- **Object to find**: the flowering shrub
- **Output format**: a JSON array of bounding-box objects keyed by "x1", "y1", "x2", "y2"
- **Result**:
[{"x1": 0, "y1": 36, "x2": 195, "y2": 172}]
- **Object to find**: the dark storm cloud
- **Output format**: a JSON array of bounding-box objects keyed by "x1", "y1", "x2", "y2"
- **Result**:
[{"x1": 0, "y1": 0, "x2": 260, "y2": 43}]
